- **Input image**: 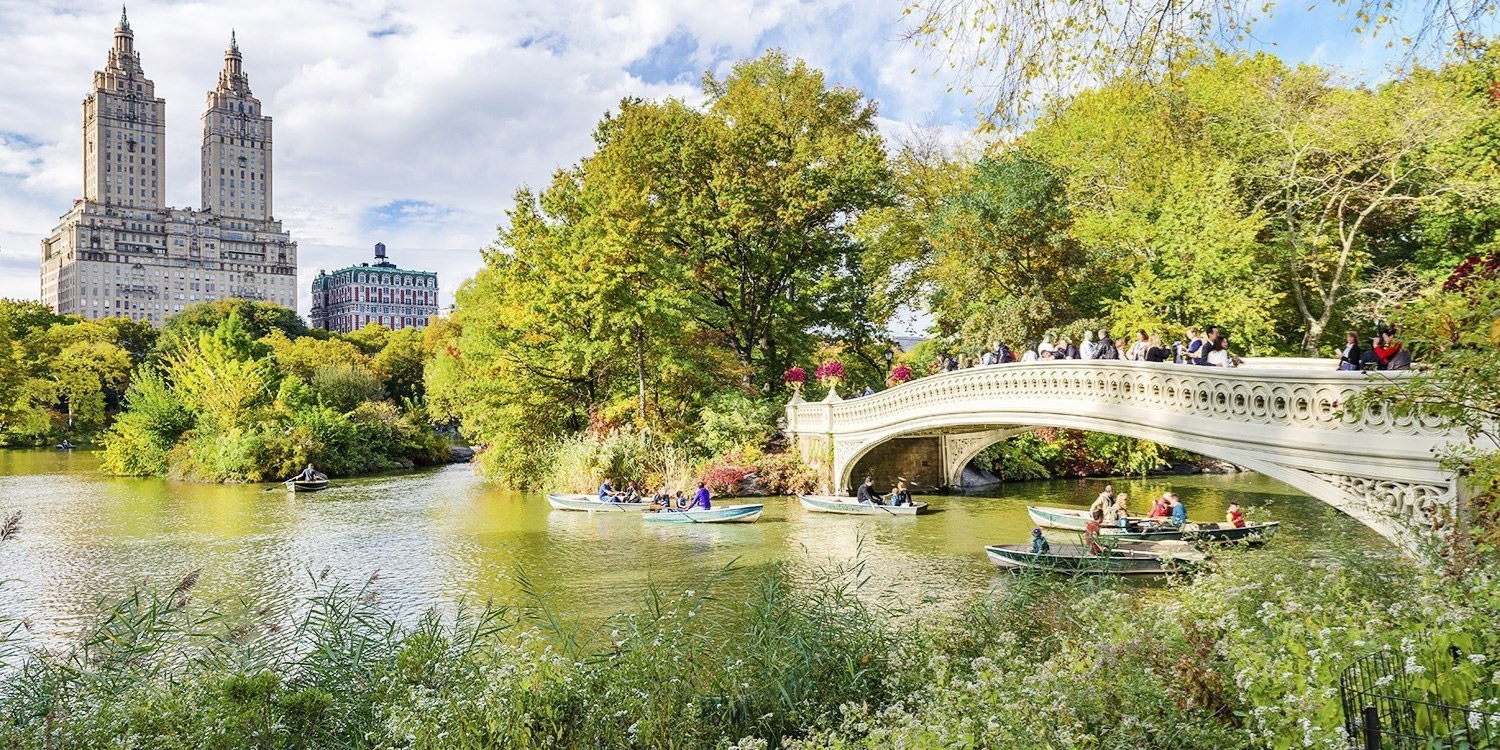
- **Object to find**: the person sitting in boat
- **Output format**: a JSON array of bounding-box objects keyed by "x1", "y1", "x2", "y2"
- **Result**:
[
  {"x1": 692, "y1": 481, "x2": 712, "y2": 510},
  {"x1": 1111, "y1": 493, "x2": 1131, "y2": 530},
  {"x1": 673, "y1": 490, "x2": 689, "y2": 510},
  {"x1": 1030, "y1": 528, "x2": 1050, "y2": 554},
  {"x1": 1167, "y1": 494, "x2": 1188, "y2": 527},
  {"x1": 1089, "y1": 485, "x2": 1113, "y2": 521},
  {"x1": 57, "y1": 439, "x2": 74, "y2": 450},
  {"x1": 622, "y1": 481, "x2": 643, "y2": 503},
  {"x1": 297, "y1": 464, "x2": 319, "y2": 481},
  {"x1": 599, "y1": 478, "x2": 620, "y2": 503},
  {"x1": 856, "y1": 476, "x2": 885, "y2": 505},
  {"x1": 1083, "y1": 518, "x2": 1105, "y2": 555},
  {"x1": 1226, "y1": 502, "x2": 1246, "y2": 528},
  {"x1": 889, "y1": 481, "x2": 913, "y2": 507},
  {"x1": 649, "y1": 491, "x2": 670, "y2": 512},
  {"x1": 1146, "y1": 493, "x2": 1171, "y2": 521}
]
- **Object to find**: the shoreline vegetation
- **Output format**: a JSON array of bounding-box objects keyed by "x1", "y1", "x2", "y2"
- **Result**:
[{"x1": 1, "y1": 521, "x2": 1496, "y2": 748}]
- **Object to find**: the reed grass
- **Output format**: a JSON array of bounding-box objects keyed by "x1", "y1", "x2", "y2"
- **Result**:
[{"x1": 1, "y1": 529, "x2": 1496, "y2": 749}]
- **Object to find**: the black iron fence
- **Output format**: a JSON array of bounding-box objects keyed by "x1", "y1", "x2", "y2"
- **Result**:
[{"x1": 1340, "y1": 649, "x2": 1500, "y2": 749}]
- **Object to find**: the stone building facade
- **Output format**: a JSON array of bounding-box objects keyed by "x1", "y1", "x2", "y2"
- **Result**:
[
  {"x1": 308, "y1": 243, "x2": 439, "y2": 334},
  {"x1": 39, "y1": 10, "x2": 297, "y2": 325}
]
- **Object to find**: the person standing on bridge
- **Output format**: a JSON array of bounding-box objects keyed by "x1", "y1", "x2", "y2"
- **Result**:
[
  {"x1": 857, "y1": 476, "x2": 885, "y2": 505},
  {"x1": 1126, "y1": 330, "x2": 1150, "y2": 361},
  {"x1": 1080, "y1": 330, "x2": 1099, "y2": 360},
  {"x1": 1338, "y1": 331, "x2": 1363, "y2": 371},
  {"x1": 1144, "y1": 334, "x2": 1170, "y2": 363},
  {"x1": 1058, "y1": 336, "x2": 1080, "y2": 360},
  {"x1": 1096, "y1": 330, "x2": 1119, "y2": 360}
]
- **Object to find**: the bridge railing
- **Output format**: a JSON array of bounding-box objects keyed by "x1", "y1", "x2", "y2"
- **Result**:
[{"x1": 787, "y1": 359, "x2": 1438, "y2": 439}]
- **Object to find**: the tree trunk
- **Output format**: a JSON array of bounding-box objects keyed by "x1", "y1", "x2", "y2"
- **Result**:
[{"x1": 634, "y1": 326, "x2": 647, "y2": 424}]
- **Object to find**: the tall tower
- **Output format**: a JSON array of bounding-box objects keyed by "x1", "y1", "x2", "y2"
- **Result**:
[
  {"x1": 200, "y1": 31, "x2": 273, "y2": 221},
  {"x1": 82, "y1": 5, "x2": 167, "y2": 209}
]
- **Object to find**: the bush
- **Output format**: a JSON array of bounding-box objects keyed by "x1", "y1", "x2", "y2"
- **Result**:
[
  {"x1": 696, "y1": 391, "x2": 780, "y2": 455},
  {"x1": 310, "y1": 362, "x2": 383, "y2": 413},
  {"x1": 751, "y1": 450, "x2": 820, "y2": 495}
]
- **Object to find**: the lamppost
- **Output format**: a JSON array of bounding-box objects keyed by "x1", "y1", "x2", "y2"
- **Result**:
[{"x1": 884, "y1": 348, "x2": 895, "y2": 373}]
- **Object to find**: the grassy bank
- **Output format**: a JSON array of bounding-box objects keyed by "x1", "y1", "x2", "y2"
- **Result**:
[{"x1": 2, "y1": 544, "x2": 1496, "y2": 749}]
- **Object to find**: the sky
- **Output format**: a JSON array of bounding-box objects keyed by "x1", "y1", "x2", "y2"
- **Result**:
[{"x1": 0, "y1": 0, "x2": 1419, "y2": 331}]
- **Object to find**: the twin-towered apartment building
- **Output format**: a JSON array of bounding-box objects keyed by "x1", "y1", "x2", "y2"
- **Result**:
[{"x1": 37, "y1": 9, "x2": 437, "y2": 332}]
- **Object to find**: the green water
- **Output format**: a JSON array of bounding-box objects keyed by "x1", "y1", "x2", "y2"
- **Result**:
[{"x1": 0, "y1": 449, "x2": 1392, "y2": 644}]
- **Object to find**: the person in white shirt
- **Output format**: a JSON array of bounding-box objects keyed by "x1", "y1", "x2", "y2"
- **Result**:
[{"x1": 1079, "y1": 330, "x2": 1098, "y2": 360}]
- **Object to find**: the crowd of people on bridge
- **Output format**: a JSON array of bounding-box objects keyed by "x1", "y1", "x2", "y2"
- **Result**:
[{"x1": 925, "y1": 323, "x2": 1410, "y2": 375}]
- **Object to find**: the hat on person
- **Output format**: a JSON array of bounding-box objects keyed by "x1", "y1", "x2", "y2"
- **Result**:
[{"x1": 1031, "y1": 528, "x2": 1043, "y2": 537}]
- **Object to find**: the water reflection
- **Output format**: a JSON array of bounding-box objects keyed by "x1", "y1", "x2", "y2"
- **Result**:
[{"x1": 0, "y1": 449, "x2": 1391, "y2": 647}]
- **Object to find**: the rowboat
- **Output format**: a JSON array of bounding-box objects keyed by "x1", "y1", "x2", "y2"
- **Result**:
[
  {"x1": 285, "y1": 474, "x2": 329, "y2": 492},
  {"x1": 1027, "y1": 506, "x2": 1101, "y2": 530},
  {"x1": 642, "y1": 504, "x2": 764, "y2": 524},
  {"x1": 1110, "y1": 521, "x2": 1279, "y2": 544},
  {"x1": 545, "y1": 494, "x2": 653, "y2": 512},
  {"x1": 799, "y1": 495, "x2": 930, "y2": 516},
  {"x1": 985, "y1": 541, "x2": 1209, "y2": 576},
  {"x1": 1026, "y1": 505, "x2": 1278, "y2": 543}
]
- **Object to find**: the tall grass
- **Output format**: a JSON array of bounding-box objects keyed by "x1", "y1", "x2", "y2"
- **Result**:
[{"x1": 1, "y1": 537, "x2": 1497, "y2": 749}]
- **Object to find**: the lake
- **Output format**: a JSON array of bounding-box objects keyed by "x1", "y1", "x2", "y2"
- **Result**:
[{"x1": 0, "y1": 448, "x2": 1392, "y2": 646}]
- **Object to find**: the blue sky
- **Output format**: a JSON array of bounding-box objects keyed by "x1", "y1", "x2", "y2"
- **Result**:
[{"x1": 0, "y1": 0, "x2": 1424, "y2": 325}]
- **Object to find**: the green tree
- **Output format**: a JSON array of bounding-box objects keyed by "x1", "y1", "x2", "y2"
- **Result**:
[
  {"x1": 168, "y1": 312, "x2": 275, "y2": 432},
  {"x1": 310, "y1": 362, "x2": 383, "y2": 413},
  {"x1": 157, "y1": 300, "x2": 307, "y2": 357},
  {"x1": 370, "y1": 327, "x2": 428, "y2": 403},
  {"x1": 901, "y1": 0, "x2": 1496, "y2": 127},
  {"x1": 669, "y1": 52, "x2": 892, "y2": 388},
  {"x1": 263, "y1": 330, "x2": 369, "y2": 381},
  {"x1": 1248, "y1": 65, "x2": 1488, "y2": 353},
  {"x1": 927, "y1": 152, "x2": 1083, "y2": 345}
]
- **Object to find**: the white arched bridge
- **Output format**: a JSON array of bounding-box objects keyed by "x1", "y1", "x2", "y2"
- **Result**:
[{"x1": 784, "y1": 359, "x2": 1461, "y2": 551}]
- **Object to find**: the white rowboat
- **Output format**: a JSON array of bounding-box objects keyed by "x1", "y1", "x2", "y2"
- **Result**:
[
  {"x1": 642, "y1": 504, "x2": 764, "y2": 524},
  {"x1": 798, "y1": 495, "x2": 929, "y2": 516},
  {"x1": 546, "y1": 493, "x2": 653, "y2": 512}
]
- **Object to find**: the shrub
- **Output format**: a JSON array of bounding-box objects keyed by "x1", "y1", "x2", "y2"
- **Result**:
[
  {"x1": 696, "y1": 390, "x2": 780, "y2": 455},
  {"x1": 751, "y1": 450, "x2": 820, "y2": 495},
  {"x1": 310, "y1": 362, "x2": 383, "y2": 413}
]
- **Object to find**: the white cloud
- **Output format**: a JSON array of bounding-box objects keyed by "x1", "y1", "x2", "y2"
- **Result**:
[
  {"x1": 1, "y1": 0, "x2": 955, "y2": 310},
  {"x1": 0, "y1": 0, "x2": 1417, "y2": 317}
]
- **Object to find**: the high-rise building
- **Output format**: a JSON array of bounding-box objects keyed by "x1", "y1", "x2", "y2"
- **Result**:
[
  {"x1": 39, "y1": 9, "x2": 298, "y2": 325},
  {"x1": 309, "y1": 243, "x2": 439, "y2": 334}
]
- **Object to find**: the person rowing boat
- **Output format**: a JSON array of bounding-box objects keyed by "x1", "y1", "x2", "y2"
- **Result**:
[{"x1": 856, "y1": 476, "x2": 884, "y2": 505}]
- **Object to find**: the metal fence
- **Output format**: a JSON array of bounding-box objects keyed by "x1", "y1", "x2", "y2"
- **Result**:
[{"x1": 1340, "y1": 649, "x2": 1500, "y2": 749}]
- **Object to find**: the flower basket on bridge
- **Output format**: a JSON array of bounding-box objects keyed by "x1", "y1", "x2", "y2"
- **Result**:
[
  {"x1": 814, "y1": 360, "x2": 845, "y2": 398},
  {"x1": 783, "y1": 366, "x2": 807, "y2": 400}
]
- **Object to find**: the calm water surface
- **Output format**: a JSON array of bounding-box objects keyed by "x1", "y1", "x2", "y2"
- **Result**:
[{"x1": 0, "y1": 449, "x2": 1392, "y2": 645}]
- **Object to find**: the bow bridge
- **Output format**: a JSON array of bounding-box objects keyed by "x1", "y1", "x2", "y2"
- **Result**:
[{"x1": 784, "y1": 359, "x2": 1460, "y2": 550}]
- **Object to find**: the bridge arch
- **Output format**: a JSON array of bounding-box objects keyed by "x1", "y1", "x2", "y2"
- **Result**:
[{"x1": 787, "y1": 360, "x2": 1458, "y2": 551}]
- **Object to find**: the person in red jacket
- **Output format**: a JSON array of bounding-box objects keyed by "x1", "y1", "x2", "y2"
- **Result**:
[
  {"x1": 1373, "y1": 328, "x2": 1403, "y2": 369},
  {"x1": 1226, "y1": 503, "x2": 1246, "y2": 528}
]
